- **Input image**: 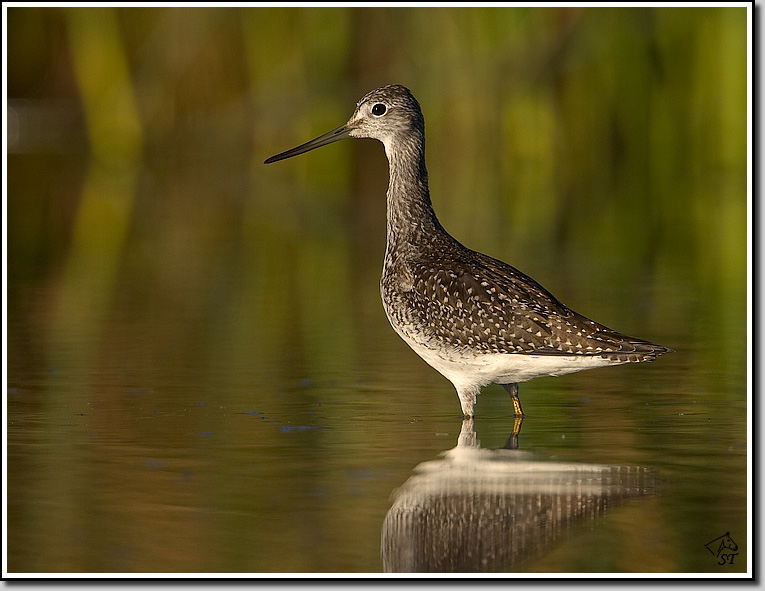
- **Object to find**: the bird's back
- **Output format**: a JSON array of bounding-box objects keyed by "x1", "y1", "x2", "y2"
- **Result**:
[{"x1": 381, "y1": 230, "x2": 670, "y2": 365}]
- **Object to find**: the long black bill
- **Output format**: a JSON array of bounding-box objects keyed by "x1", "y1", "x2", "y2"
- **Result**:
[{"x1": 264, "y1": 125, "x2": 351, "y2": 164}]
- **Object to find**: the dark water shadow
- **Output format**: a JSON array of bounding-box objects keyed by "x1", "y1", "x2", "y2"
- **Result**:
[{"x1": 381, "y1": 419, "x2": 656, "y2": 573}]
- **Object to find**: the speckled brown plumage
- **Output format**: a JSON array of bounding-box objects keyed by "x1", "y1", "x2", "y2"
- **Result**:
[
  {"x1": 382, "y1": 239, "x2": 668, "y2": 361},
  {"x1": 266, "y1": 84, "x2": 672, "y2": 418}
]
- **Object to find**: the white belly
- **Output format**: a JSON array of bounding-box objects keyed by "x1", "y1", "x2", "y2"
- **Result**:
[{"x1": 399, "y1": 330, "x2": 622, "y2": 392}]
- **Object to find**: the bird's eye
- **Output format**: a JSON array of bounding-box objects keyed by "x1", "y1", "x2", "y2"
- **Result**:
[{"x1": 371, "y1": 103, "x2": 387, "y2": 116}]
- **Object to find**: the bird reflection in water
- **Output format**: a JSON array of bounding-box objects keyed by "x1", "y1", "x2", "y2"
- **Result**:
[{"x1": 381, "y1": 420, "x2": 655, "y2": 573}]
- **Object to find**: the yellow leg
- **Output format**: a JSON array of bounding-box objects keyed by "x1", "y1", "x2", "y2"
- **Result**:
[{"x1": 502, "y1": 383, "x2": 525, "y2": 418}]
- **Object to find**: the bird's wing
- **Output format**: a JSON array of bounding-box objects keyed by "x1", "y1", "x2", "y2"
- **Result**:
[{"x1": 405, "y1": 248, "x2": 669, "y2": 360}]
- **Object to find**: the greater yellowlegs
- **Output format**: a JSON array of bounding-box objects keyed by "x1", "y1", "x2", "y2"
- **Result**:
[{"x1": 265, "y1": 85, "x2": 671, "y2": 419}]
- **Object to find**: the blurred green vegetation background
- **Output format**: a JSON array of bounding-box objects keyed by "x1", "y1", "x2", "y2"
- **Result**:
[
  {"x1": 8, "y1": 9, "x2": 748, "y2": 284},
  {"x1": 6, "y1": 6, "x2": 749, "y2": 573},
  {"x1": 7, "y1": 5, "x2": 748, "y2": 399}
]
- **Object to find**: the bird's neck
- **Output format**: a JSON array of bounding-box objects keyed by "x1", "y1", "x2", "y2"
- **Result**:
[{"x1": 384, "y1": 134, "x2": 442, "y2": 250}]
